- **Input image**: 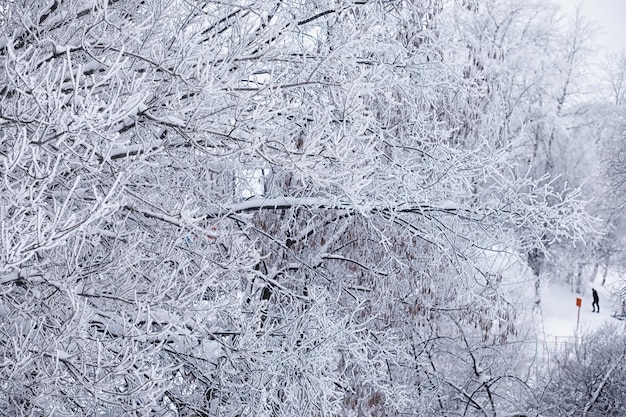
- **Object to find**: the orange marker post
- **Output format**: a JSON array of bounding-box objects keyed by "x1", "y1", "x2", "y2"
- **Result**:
[{"x1": 576, "y1": 297, "x2": 582, "y2": 331}]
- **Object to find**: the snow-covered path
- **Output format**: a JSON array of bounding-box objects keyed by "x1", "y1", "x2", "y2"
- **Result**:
[{"x1": 540, "y1": 279, "x2": 620, "y2": 342}]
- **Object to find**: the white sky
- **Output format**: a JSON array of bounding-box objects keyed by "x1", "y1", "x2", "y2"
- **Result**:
[{"x1": 556, "y1": 0, "x2": 626, "y2": 54}]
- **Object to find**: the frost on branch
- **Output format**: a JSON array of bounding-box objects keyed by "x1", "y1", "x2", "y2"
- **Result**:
[{"x1": 0, "y1": 0, "x2": 595, "y2": 416}]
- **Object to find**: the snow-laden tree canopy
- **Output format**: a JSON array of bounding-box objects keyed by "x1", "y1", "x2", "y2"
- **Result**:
[{"x1": 0, "y1": 0, "x2": 595, "y2": 415}]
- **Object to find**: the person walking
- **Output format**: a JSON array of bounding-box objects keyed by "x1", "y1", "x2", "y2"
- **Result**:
[{"x1": 592, "y1": 288, "x2": 600, "y2": 313}]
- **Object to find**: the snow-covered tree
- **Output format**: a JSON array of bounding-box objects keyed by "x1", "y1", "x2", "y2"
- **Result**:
[
  {"x1": 535, "y1": 324, "x2": 626, "y2": 417},
  {"x1": 442, "y1": 0, "x2": 603, "y2": 296},
  {"x1": 0, "y1": 0, "x2": 593, "y2": 415}
]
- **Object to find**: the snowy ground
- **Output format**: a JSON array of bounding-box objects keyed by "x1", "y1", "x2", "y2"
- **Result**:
[
  {"x1": 539, "y1": 272, "x2": 624, "y2": 345},
  {"x1": 481, "y1": 250, "x2": 625, "y2": 350}
]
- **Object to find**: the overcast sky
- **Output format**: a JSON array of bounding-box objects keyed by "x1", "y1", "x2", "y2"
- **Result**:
[{"x1": 556, "y1": 0, "x2": 626, "y2": 54}]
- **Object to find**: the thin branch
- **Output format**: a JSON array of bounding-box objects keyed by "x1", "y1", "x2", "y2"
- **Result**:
[{"x1": 581, "y1": 350, "x2": 626, "y2": 417}]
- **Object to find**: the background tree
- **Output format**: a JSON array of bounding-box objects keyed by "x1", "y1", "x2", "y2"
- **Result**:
[
  {"x1": 441, "y1": 0, "x2": 602, "y2": 300},
  {"x1": 590, "y1": 51, "x2": 626, "y2": 297}
]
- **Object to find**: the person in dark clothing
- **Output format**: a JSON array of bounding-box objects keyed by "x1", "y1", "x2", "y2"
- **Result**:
[{"x1": 592, "y1": 288, "x2": 600, "y2": 313}]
